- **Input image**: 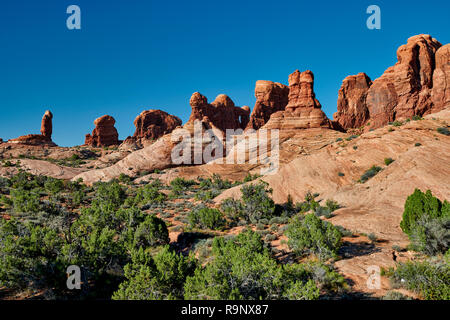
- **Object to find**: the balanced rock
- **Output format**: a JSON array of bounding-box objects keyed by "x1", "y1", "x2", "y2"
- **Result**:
[
  {"x1": 186, "y1": 92, "x2": 250, "y2": 132},
  {"x1": 333, "y1": 73, "x2": 372, "y2": 130},
  {"x1": 265, "y1": 70, "x2": 332, "y2": 130},
  {"x1": 125, "y1": 109, "x2": 182, "y2": 148},
  {"x1": 85, "y1": 115, "x2": 119, "y2": 147},
  {"x1": 246, "y1": 80, "x2": 289, "y2": 131}
]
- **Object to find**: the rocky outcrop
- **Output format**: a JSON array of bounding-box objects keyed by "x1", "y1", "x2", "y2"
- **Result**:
[
  {"x1": 333, "y1": 73, "x2": 372, "y2": 130},
  {"x1": 432, "y1": 44, "x2": 450, "y2": 111},
  {"x1": 40, "y1": 110, "x2": 53, "y2": 139},
  {"x1": 186, "y1": 93, "x2": 250, "y2": 132},
  {"x1": 8, "y1": 110, "x2": 56, "y2": 146},
  {"x1": 334, "y1": 35, "x2": 449, "y2": 130},
  {"x1": 123, "y1": 109, "x2": 182, "y2": 148},
  {"x1": 246, "y1": 80, "x2": 289, "y2": 131},
  {"x1": 85, "y1": 115, "x2": 120, "y2": 147},
  {"x1": 265, "y1": 70, "x2": 332, "y2": 130}
]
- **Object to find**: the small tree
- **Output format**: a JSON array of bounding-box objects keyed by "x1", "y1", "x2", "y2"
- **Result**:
[{"x1": 286, "y1": 214, "x2": 342, "y2": 261}]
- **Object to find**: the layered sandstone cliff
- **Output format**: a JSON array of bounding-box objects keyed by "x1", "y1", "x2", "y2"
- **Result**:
[{"x1": 334, "y1": 35, "x2": 449, "y2": 130}]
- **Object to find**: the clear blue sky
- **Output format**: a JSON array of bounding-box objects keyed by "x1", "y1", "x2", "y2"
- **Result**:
[{"x1": 1, "y1": 0, "x2": 449, "y2": 146}]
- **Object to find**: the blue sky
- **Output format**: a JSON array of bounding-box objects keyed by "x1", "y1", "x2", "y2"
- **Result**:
[{"x1": 0, "y1": 0, "x2": 449, "y2": 146}]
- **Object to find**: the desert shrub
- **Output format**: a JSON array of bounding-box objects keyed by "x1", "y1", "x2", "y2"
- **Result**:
[
  {"x1": 437, "y1": 127, "x2": 450, "y2": 136},
  {"x1": 169, "y1": 177, "x2": 196, "y2": 197},
  {"x1": 221, "y1": 182, "x2": 275, "y2": 224},
  {"x1": 409, "y1": 216, "x2": 450, "y2": 256},
  {"x1": 368, "y1": 233, "x2": 377, "y2": 242},
  {"x1": 382, "y1": 291, "x2": 412, "y2": 300},
  {"x1": 359, "y1": 165, "x2": 382, "y2": 183},
  {"x1": 325, "y1": 199, "x2": 340, "y2": 212},
  {"x1": 335, "y1": 138, "x2": 343, "y2": 142},
  {"x1": 0, "y1": 218, "x2": 66, "y2": 291},
  {"x1": 243, "y1": 173, "x2": 261, "y2": 183},
  {"x1": 389, "y1": 259, "x2": 449, "y2": 300},
  {"x1": 412, "y1": 115, "x2": 423, "y2": 121},
  {"x1": 118, "y1": 173, "x2": 133, "y2": 184},
  {"x1": 415, "y1": 142, "x2": 422, "y2": 147},
  {"x1": 184, "y1": 229, "x2": 335, "y2": 300},
  {"x1": 401, "y1": 189, "x2": 447, "y2": 234},
  {"x1": 127, "y1": 184, "x2": 166, "y2": 207},
  {"x1": 338, "y1": 172, "x2": 345, "y2": 177},
  {"x1": 133, "y1": 215, "x2": 169, "y2": 248},
  {"x1": 286, "y1": 214, "x2": 342, "y2": 261},
  {"x1": 314, "y1": 206, "x2": 332, "y2": 218},
  {"x1": 188, "y1": 206, "x2": 226, "y2": 230},
  {"x1": 10, "y1": 188, "x2": 41, "y2": 213},
  {"x1": 112, "y1": 246, "x2": 197, "y2": 300},
  {"x1": 384, "y1": 157, "x2": 394, "y2": 166},
  {"x1": 392, "y1": 120, "x2": 403, "y2": 127}
]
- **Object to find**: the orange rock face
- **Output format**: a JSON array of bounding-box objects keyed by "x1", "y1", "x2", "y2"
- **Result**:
[
  {"x1": 333, "y1": 73, "x2": 372, "y2": 129},
  {"x1": 84, "y1": 115, "x2": 120, "y2": 147},
  {"x1": 246, "y1": 80, "x2": 289, "y2": 131},
  {"x1": 127, "y1": 109, "x2": 182, "y2": 148},
  {"x1": 432, "y1": 44, "x2": 450, "y2": 111},
  {"x1": 187, "y1": 92, "x2": 250, "y2": 131},
  {"x1": 40, "y1": 110, "x2": 53, "y2": 139},
  {"x1": 334, "y1": 35, "x2": 449, "y2": 130},
  {"x1": 265, "y1": 70, "x2": 332, "y2": 130}
]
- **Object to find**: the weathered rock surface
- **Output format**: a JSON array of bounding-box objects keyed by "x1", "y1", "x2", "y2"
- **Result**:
[
  {"x1": 187, "y1": 92, "x2": 250, "y2": 132},
  {"x1": 246, "y1": 80, "x2": 289, "y2": 131},
  {"x1": 334, "y1": 35, "x2": 449, "y2": 130},
  {"x1": 84, "y1": 115, "x2": 120, "y2": 147},
  {"x1": 123, "y1": 109, "x2": 182, "y2": 148},
  {"x1": 432, "y1": 44, "x2": 450, "y2": 111},
  {"x1": 40, "y1": 110, "x2": 53, "y2": 138},
  {"x1": 265, "y1": 70, "x2": 332, "y2": 130},
  {"x1": 333, "y1": 73, "x2": 372, "y2": 129},
  {"x1": 8, "y1": 110, "x2": 56, "y2": 146}
]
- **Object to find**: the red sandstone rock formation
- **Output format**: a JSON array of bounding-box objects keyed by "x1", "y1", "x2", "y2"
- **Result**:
[
  {"x1": 186, "y1": 92, "x2": 250, "y2": 131},
  {"x1": 333, "y1": 73, "x2": 372, "y2": 129},
  {"x1": 40, "y1": 110, "x2": 53, "y2": 139},
  {"x1": 8, "y1": 110, "x2": 56, "y2": 146},
  {"x1": 85, "y1": 115, "x2": 119, "y2": 147},
  {"x1": 246, "y1": 80, "x2": 289, "y2": 131},
  {"x1": 124, "y1": 109, "x2": 182, "y2": 148},
  {"x1": 265, "y1": 70, "x2": 332, "y2": 130},
  {"x1": 432, "y1": 44, "x2": 450, "y2": 111},
  {"x1": 334, "y1": 35, "x2": 449, "y2": 130}
]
